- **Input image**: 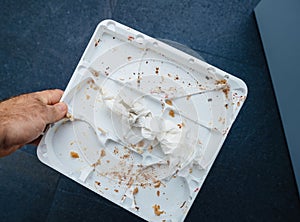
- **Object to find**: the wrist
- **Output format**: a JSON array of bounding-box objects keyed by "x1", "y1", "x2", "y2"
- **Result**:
[{"x1": 0, "y1": 117, "x2": 8, "y2": 155}]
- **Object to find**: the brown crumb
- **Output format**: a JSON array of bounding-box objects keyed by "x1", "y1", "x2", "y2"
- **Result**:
[
  {"x1": 123, "y1": 154, "x2": 130, "y2": 159},
  {"x1": 94, "y1": 39, "x2": 100, "y2": 47},
  {"x1": 70, "y1": 151, "x2": 79, "y2": 158},
  {"x1": 66, "y1": 112, "x2": 74, "y2": 121},
  {"x1": 153, "y1": 180, "x2": 161, "y2": 188},
  {"x1": 186, "y1": 95, "x2": 191, "y2": 100},
  {"x1": 137, "y1": 75, "x2": 142, "y2": 84},
  {"x1": 133, "y1": 187, "x2": 139, "y2": 195},
  {"x1": 113, "y1": 147, "x2": 119, "y2": 154},
  {"x1": 86, "y1": 95, "x2": 90, "y2": 100},
  {"x1": 165, "y1": 99, "x2": 172, "y2": 106},
  {"x1": 189, "y1": 168, "x2": 193, "y2": 173},
  {"x1": 177, "y1": 122, "x2": 184, "y2": 129},
  {"x1": 106, "y1": 160, "x2": 110, "y2": 163},
  {"x1": 156, "y1": 190, "x2": 160, "y2": 196},
  {"x1": 148, "y1": 145, "x2": 153, "y2": 152},
  {"x1": 127, "y1": 177, "x2": 134, "y2": 188},
  {"x1": 169, "y1": 110, "x2": 175, "y2": 118},
  {"x1": 97, "y1": 127, "x2": 107, "y2": 135},
  {"x1": 92, "y1": 159, "x2": 101, "y2": 167},
  {"x1": 137, "y1": 140, "x2": 144, "y2": 147},
  {"x1": 237, "y1": 101, "x2": 240, "y2": 107},
  {"x1": 152, "y1": 204, "x2": 165, "y2": 216},
  {"x1": 90, "y1": 69, "x2": 99, "y2": 77},
  {"x1": 225, "y1": 104, "x2": 229, "y2": 109},
  {"x1": 155, "y1": 67, "x2": 159, "y2": 74},
  {"x1": 127, "y1": 56, "x2": 132, "y2": 60},
  {"x1": 100, "y1": 149, "x2": 106, "y2": 157},
  {"x1": 215, "y1": 79, "x2": 227, "y2": 85},
  {"x1": 128, "y1": 36, "x2": 134, "y2": 41},
  {"x1": 222, "y1": 86, "x2": 230, "y2": 98},
  {"x1": 95, "y1": 181, "x2": 101, "y2": 186},
  {"x1": 114, "y1": 189, "x2": 119, "y2": 193}
]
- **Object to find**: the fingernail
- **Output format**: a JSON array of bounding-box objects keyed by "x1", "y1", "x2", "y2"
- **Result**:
[{"x1": 56, "y1": 103, "x2": 67, "y2": 112}]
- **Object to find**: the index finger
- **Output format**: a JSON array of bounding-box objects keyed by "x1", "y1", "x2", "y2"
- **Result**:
[{"x1": 36, "y1": 89, "x2": 64, "y2": 105}]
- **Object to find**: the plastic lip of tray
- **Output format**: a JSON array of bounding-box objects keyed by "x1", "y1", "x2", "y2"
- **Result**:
[{"x1": 37, "y1": 20, "x2": 247, "y2": 222}]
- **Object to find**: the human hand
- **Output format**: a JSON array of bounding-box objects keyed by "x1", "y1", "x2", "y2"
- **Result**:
[{"x1": 0, "y1": 89, "x2": 68, "y2": 157}]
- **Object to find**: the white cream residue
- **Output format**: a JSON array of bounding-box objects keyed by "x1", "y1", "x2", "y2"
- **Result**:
[
  {"x1": 141, "y1": 117, "x2": 182, "y2": 155},
  {"x1": 100, "y1": 87, "x2": 199, "y2": 170}
]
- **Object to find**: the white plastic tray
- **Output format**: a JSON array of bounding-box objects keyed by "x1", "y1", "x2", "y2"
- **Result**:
[{"x1": 37, "y1": 20, "x2": 247, "y2": 222}]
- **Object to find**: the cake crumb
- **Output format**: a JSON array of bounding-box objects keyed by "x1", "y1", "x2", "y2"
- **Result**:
[
  {"x1": 222, "y1": 86, "x2": 230, "y2": 98},
  {"x1": 133, "y1": 187, "x2": 139, "y2": 195},
  {"x1": 128, "y1": 36, "x2": 134, "y2": 41},
  {"x1": 66, "y1": 112, "x2": 74, "y2": 121},
  {"x1": 177, "y1": 123, "x2": 184, "y2": 129},
  {"x1": 113, "y1": 147, "x2": 119, "y2": 154},
  {"x1": 90, "y1": 69, "x2": 99, "y2": 77},
  {"x1": 155, "y1": 67, "x2": 159, "y2": 74},
  {"x1": 70, "y1": 151, "x2": 79, "y2": 158},
  {"x1": 137, "y1": 140, "x2": 144, "y2": 147},
  {"x1": 123, "y1": 154, "x2": 130, "y2": 159},
  {"x1": 156, "y1": 190, "x2": 160, "y2": 196},
  {"x1": 165, "y1": 99, "x2": 173, "y2": 106},
  {"x1": 97, "y1": 127, "x2": 107, "y2": 135},
  {"x1": 152, "y1": 204, "x2": 165, "y2": 216},
  {"x1": 169, "y1": 110, "x2": 175, "y2": 118},
  {"x1": 153, "y1": 180, "x2": 161, "y2": 188},
  {"x1": 215, "y1": 79, "x2": 227, "y2": 85},
  {"x1": 127, "y1": 177, "x2": 134, "y2": 188},
  {"x1": 94, "y1": 39, "x2": 100, "y2": 47},
  {"x1": 100, "y1": 149, "x2": 106, "y2": 157}
]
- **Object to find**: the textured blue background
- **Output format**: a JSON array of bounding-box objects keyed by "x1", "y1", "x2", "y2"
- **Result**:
[{"x1": 1, "y1": 0, "x2": 299, "y2": 221}]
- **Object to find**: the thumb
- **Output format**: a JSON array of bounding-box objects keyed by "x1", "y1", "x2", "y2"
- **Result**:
[{"x1": 46, "y1": 102, "x2": 68, "y2": 123}]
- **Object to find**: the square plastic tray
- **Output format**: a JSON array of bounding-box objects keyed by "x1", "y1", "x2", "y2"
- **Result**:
[{"x1": 37, "y1": 20, "x2": 247, "y2": 222}]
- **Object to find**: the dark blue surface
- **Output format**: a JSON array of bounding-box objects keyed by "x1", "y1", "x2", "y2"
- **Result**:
[
  {"x1": 255, "y1": 0, "x2": 300, "y2": 195},
  {"x1": 1, "y1": 0, "x2": 299, "y2": 221}
]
